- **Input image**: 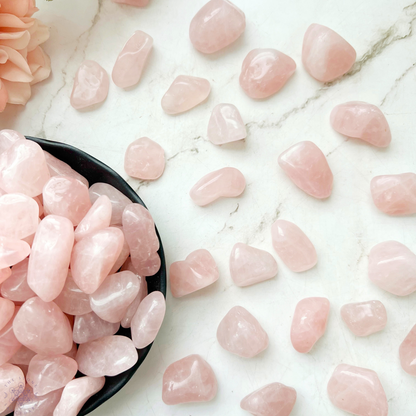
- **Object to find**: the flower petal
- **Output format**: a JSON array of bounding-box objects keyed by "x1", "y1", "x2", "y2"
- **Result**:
[
  {"x1": 27, "y1": 19, "x2": 49, "y2": 51},
  {"x1": 2, "y1": 78, "x2": 31, "y2": 105},
  {"x1": 0, "y1": 30, "x2": 30, "y2": 50},
  {"x1": 0, "y1": 0, "x2": 31, "y2": 17},
  {"x1": 0, "y1": 45, "x2": 32, "y2": 75},
  {"x1": 0, "y1": 13, "x2": 34, "y2": 30},
  {"x1": 0, "y1": 79, "x2": 8, "y2": 111},
  {"x1": 27, "y1": 45, "x2": 50, "y2": 84}
]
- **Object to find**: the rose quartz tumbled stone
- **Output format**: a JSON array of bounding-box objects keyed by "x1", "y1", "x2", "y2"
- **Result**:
[
  {"x1": 14, "y1": 384, "x2": 62, "y2": 416},
  {"x1": 0, "y1": 363, "x2": 24, "y2": 412},
  {"x1": 291, "y1": 297, "x2": 330, "y2": 353},
  {"x1": 0, "y1": 309, "x2": 22, "y2": 366},
  {"x1": 9, "y1": 346, "x2": 36, "y2": 366},
  {"x1": 170, "y1": 249, "x2": 219, "y2": 297},
  {"x1": 240, "y1": 49, "x2": 296, "y2": 99},
  {"x1": 0, "y1": 298, "x2": 14, "y2": 332},
  {"x1": 162, "y1": 354, "x2": 217, "y2": 405},
  {"x1": 121, "y1": 275, "x2": 148, "y2": 328},
  {"x1": 217, "y1": 306, "x2": 268, "y2": 358},
  {"x1": 327, "y1": 364, "x2": 388, "y2": 416},
  {"x1": 109, "y1": 226, "x2": 130, "y2": 274},
  {"x1": 124, "y1": 137, "x2": 165, "y2": 180},
  {"x1": 0, "y1": 237, "x2": 30, "y2": 269},
  {"x1": 302, "y1": 24, "x2": 356, "y2": 82},
  {"x1": 399, "y1": 324, "x2": 416, "y2": 376},
  {"x1": 1, "y1": 259, "x2": 35, "y2": 302},
  {"x1": 189, "y1": 0, "x2": 246, "y2": 54},
  {"x1": 278, "y1": 141, "x2": 333, "y2": 199},
  {"x1": 0, "y1": 130, "x2": 24, "y2": 154},
  {"x1": 113, "y1": 0, "x2": 149, "y2": 6},
  {"x1": 73, "y1": 311, "x2": 120, "y2": 344},
  {"x1": 240, "y1": 382, "x2": 297, "y2": 416},
  {"x1": 161, "y1": 75, "x2": 211, "y2": 115},
  {"x1": 0, "y1": 268, "x2": 11, "y2": 284}
]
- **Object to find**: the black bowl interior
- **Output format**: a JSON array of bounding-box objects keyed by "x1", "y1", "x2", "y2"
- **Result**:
[{"x1": 19, "y1": 137, "x2": 167, "y2": 416}]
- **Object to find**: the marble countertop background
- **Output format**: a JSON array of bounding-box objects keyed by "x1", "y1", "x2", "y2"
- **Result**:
[{"x1": 2, "y1": 0, "x2": 416, "y2": 414}]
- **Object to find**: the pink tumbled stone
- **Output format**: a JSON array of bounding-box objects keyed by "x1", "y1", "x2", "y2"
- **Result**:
[
  {"x1": 370, "y1": 173, "x2": 416, "y2": 215},
  {"x1": 73, "y1": 311, "x2": 120, "y2": 344},
  {"x1": 278, "y1": 141, "x2": 333, "y2": 199},
  {"x1": 327, "y1": 364, "x2": 388, "y2": 416},
  {"x1": 1, "y1": 259, "x2": 35, "y2": 302},
  {"x1": 134, "y1": 251, "x2": 161, "y2": 277},
  {"x1": 239, "y1": 49, "x2": 296, "y2": 99},
  {"x1": 0, "y1": 268, "x2": 11, "y2": 284},
  {"x1": 76, "y1": 335, "x2": 138, "y2": 377},
  {"x1": 217, "y1": 306, "x2": 268, "y2": 358},
  {"x1": 0, "y1": 308, "x2": 21, "y2": 366},
  {"x1": 399, "y1": 324, "x2": 416, "y2": 376},
  {"x1": 170, "y1": 249, "x2": 219, "y2": 297},
  {"x1": 124, "y1": 137, "x2": 165, "y2": 180},
  {"x1": 131, "y1": 291, "x2": 166, "y2": 349},
  {"x1": 271, "y1": 219, "x2": 317, "y2": 272},
  {"x1": 189, "y1": 0, "x2": 246, "y2": 54},
  {"x1": 230, "y1": 243, "x2": 277, "y2": 287},
  {"x1": 14, "y1": 384, "x2": 62, "y2": 416},
  {"x1": 70, "y1": 60, "x2": 109, "y2": 110},
  {"x1": 0, "y1": 237, "x2": 30, "y2": 269},
  {"x1": 0, "y1": 130, "x2": 25, "y2": 154},
  {"x1": 65, "y1": 343, "x2": 78, "y2": 360},
  {"x1": 70, "y1": 227, "x2": 124, "y2": 294},
  {"x1": 113, "y1": 0, "x2": 149, "y2": 6},
  {"x1": 161, "y1": 75, "x2": 211, "y2": 115},
  {"x1": 0, "y1": 298, "x2": 14, "y2": 331},
  {"x1": 53, "y1": 376, "x2": 105, "y2": 416},
  {"x1": 0, "y1": 363, "x2": 25, "y2": 412},
  {"x1": 330, "y1": 102, "x2": 391, "y2": 147},
  {"x1": 113, "y1": 31, "x2": 153, "y2": 89},
  {"x1": 240, "y1": 382, "x2": 297, "y2": 416},
  {"x1": 302, "y1": 24, "x2": 356, "y2": 82},
  {"x1": 13, "y1": 297, "x2": 73, "y2": 355},
  {"x1": 162, "y1": 354, "x2": 217, "y2": 405},
  {"x1": 121, "y1": 274, "x2": 147, "y2": 328},
  {"x1": 291, "y1": 297, "x2": 330, "y2": 353},
  {"x1": 109, "y1": 226, "x2": 130, "y2": 274},
  {"x1": 9, "y1": 346, "x2": 36, "y2": 366}
]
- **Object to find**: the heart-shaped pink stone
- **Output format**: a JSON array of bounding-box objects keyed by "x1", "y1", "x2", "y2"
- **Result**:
[
  {"x1": 1, "y1": 259, "x2": 35, "y2": 302},
  {"x1": 0, "y1": 363, "x2": 25, "y2": 413},
  {"x1": 0, "y1": 237, "x2": 30, "y2": 269},
  {"x1": 0, "y1": 298, "x2": 14, "y2": 332},
  {"x1": 0, "y1": 130, "x2": 25, "y2": 154},
  {"x1": 73, "y1": 311, "x2": 120, "y2": 344},
  {"x1": 14, "y1": 384, "x2": 62, "y2": 416},
  {"x1": 399, "y1": 324, "x2": 416, "y2": 376}
]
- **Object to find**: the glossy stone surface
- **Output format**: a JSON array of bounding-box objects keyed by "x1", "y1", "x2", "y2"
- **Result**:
[
  {"x1": 14, "y1": 384, "x2": 62, "y2": 416},
  {"x1": 291, "y1": 297, "x2": 330, "y2": 353},
  {"x1": 0, "y1": 363, "x2": 25, "y2": 413},
  {"x1": 0, "y1": 298, "x2": 14, "y2": 332},
  {"x1": 124, "y1": 137, "x2": 165, "y2": 180},
  {"x1": 1, "y1": 259, "x2": 35, "y2": 302},
  {"x1": 239, "y1": 49, "x2": 296, "y2": 99},
  {"x1": 0, "y1": 309, "x2": 22, "y2": 366},
  {"x1": 120, "y1": 275, "x2": 148, "y2": 328},
  {"x1": 9, "y1": 346, "x2": 36, "y2": 366},
  {"x1": 327, "y1": 364, "x2": 388, "y2": 416},
  {"x1": 330, "y1": 102, "x2": 391, "y2": 147},
  {"x1": 70, "y1": 60, "x2": 109, "y2": 110},
  {"x1": 217, "y1": 306, "x2": 268, "y2": 358},
  {"x1": 399, "y1": 324, "x2": 416, "y2": 376},
  {"x1": 0, "y1": 237, "x2": 30, "y2": 269},
  {"x1": 112, "y1": 31, "x2": 153, "y2": 89},
  {"x1": 73, "y1": 311, "x2": 120, "y2": 344},
  {"x1": 170, "y1": 249, "x2": 219, "y2": 297},
  {"x1": 109, "y1": 226, "x2": 130, "y2": 274},
  {"x1": 278, "y1": 141, "x2": 333, "y2": 199},
  {"x1": 162, "y1": 354, "x2": 217, "y2": 405},
  {"x1": 0, "y1": 268, "x2": 11, "y2": 285},
  {"x1": 302, "y1": 24, "x2": 356, "y2": 82},
  {"x1": 161, "y1": 75, "x2": 210, "y2": 115},
  {"x1": 0, "y1": 130, "x2": 24, "y2": 154}
]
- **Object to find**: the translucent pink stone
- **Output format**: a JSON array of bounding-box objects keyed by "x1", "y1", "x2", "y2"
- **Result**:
[
  {"x1": 161, "y1": 75, "x2": 211, "y2": 115},
  {"x1": 9, "y1": 346, "x2": 36, "y2": 366},
  {"x1": 291, "y1": 297, "x2": 330, "y2": 353},
  {"x1": 368, "y1": 241, "x2": 416, "y2": 296},
  {"x1": 13, "y1": 297, "x2": 73, "y2": 355},
  {"x1": 0, "y1": 268, "x2": 11, "y2": 284},
  {"x1": 189, "y1": 0, "x2": 246, "y2": 54},
  {"x1": 370, "y1": 173, "x2": 416, "y2": 215},
  {"x1": 134, "y1": 251, "x2": 161, "y2": 277},
  {"x1": 302, "y1": 24, "x2": 356, "y2": 82},
  {"x1": 131, "y1": 291, "x2": 166, "y2": 349},
  {"x1": 399, "y1": 324, "x2": 416, "y2": 376},
  {"x1": 113, "y1": 0, "x2": 149, "y2": 6},
  {"x1": 0, "y1": 298, "x2": 14, "y2": 331},
  {"x1": 121, "y1": 275, "x2": 147, "y2": 328},
  {"x1": 70, "y1": 60, "x2": 109, "y2": 110},
  {"x1": 240, "y1": 49, "x2": 296, "y2": 99},
  {"x1": 240, "y1": 382, "x2": 297, "y2": 416},
  {"x1": 0, "y1": 140, "x2": 50, "y2": 197},
  {"x1": 14, "y1": 384, "x2": 62, "y2": 416},
  {"x1": 53, "y1": 376, "x2": 105, "y2": 416},
  {"x1": 230, "y1": 243, "x2": 278, "y2": 287},
  {"x1": 327, "y1": 364, "x2": 388, "y2": 416},
  {"x1": 76, "y1": 335, "x2": 138, "y2": 377},
  {"x1": 330, "y1": 102, "x2": 391, "y2": 147},
  {"x1": 271, "y1": 220, "x2": 317, "y2": 272},
  {"x1": 278, "y1": 141, "x2": 333, "y2": 199},
  {"x1": 65, "y1": 343, "x2": 78, "y2": 360},
  {"x1": 162, "y1": 354, "x2": 217, "y2": 405},
  {"x1": 0, "y1": 130, "x2": 25, "y2": 154},
  {"x1": 0, "y1": 237, "x2": 30, "y2": 269},
  {"x1": 109, "y1": 227, "x2": 130, "y2": 274},
  {"x1": 70, "y1": 227, "x2": 124, "y2": 294},
  {"x1": 43, "y1": 176, "x2": 91, "y2": 226},
  {"x1": 124, "y1": 137, "x2": 165, "y2": 180},
  {"x1": 73, "y1": 311, "x2": 120, "y2": 344},
  {"x1": 112, "y1": 31, "x2": 153, "y2": 89},
  {"x1": 217, "y1": 306, "x2": 268, "y2": 358},
  {"x1": 0, "y1": 363, "x2": 24, "y2": 412},
  {"x1": 1, "y1": 259, "x2": 35, "y2": 302},
  {"x1": 0, "y1": 400, "x2": 16, "y2": 416},
  {"x1": 0, "y1": 309, "x2": 21, "y2": 366}
]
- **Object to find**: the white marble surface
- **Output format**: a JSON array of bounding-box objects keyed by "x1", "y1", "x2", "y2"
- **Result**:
[{"x1": 2, "y1": 0, "x2": 416, "y2": 414}]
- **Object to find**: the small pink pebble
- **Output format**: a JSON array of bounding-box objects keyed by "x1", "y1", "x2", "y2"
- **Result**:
[
  {"x1": 0, "y1": 268, "x2": 11, "y2": 284},
  {"x1": 239, "y1": 49, "x2": 296, "y2": 99},
  {"x1": 170, "y1": 249, "x2": 219, "y2": 297},
  {"x1": 9, "y1": 346, "x2": 36, "y2": 366},
  {"x1": 0, "y1": 129, "x2": 25, "y2": 154},
  {"x1": 113, "y1": 0, "x2": 149, "y2": 6},
  {"x1": 1, "y1": 259, "x2": 35, "y2": 302},
  {"x1": 399, "y1": 324, "x2": 416, "y2": 376},
  {"x1": 0, "y1": 236, "x2": 30, "y2": 269},
  {"x1": 14, "y1": 384, "x2": 62, "y2": 416},
  {"x1": 240, "y1": 382, "x2": 297, "y2": 416},
  {"x1": 0, "y1": 298, "x2": 14, "y2": 332},
  {"x1": 65, "y1": 343, "x2": 78, "y2": 360},
  {"x1": 0, "y1": 400, "x2": 16, "y2": 416},
  {"x1": 0, "y1": 308, "x2": 22, "y2": 366},
  {"x1": 0, "y1": 363, "x2": 25, "y2": 412},
  {"x1": 121, "y1": 274, "x2": 147, "y2": 328},
  {"x1": 162, "y1": 354, "x2": 217, "y2": 405},
  {"x1": 109, "y1": 226, "x2": 130, "y2": 274},
  {"x1": 73, "y1": 311, "x2": 120, "y2": 344}
]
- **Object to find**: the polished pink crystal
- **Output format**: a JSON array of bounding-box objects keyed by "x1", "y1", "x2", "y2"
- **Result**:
[
  {"x1": 217, "y1": 306, "x2": 268, "y2": 358},
  {"x1": 240, "y1": 382, "x2": 297, "y2": 416},
  {"x1": 0, "y1": 308, "x2": 21, "y2": 366},
  {"x1": 239, "y1": 49, "x2": 296, "y2": 99},
  {"x1": 370, "y1": 173, "x2": 416, "y2": 215},
  {"x1": 0, "y1": 363, "x2": 24, "y2": 412},
  {"x1": 14, "y1": 384, "x2": 62, "y2": 416},
  {"x1": 73, "y1": 311, "x2": 120, "y2": 344},
  {"x1": 131, "y1": 291, "x2": 166, "y2": 349},
  {"x1": 70, "y1": 227, "x2": 124, "y2": 294},
  {"x1": 399, "y1": 324, "x2": 416, "y2": 376},
  {"x1": 161, "y1": 75, "x2": 211, "y2": 115},
  {"x1": 0, "y1": 237, "x2": 30, "y2": 269},
  {"x1": 0, "y1": 298, "x2": 14, "y2": 331},
  {"x1": 327, "y1": 364, "x2": 388, "y2": 416},
  {"x1": 302, "y1": 24, "x2": 356, "y2": 82},
  {"x1": 0, "y1": 130, "x2": 25, "y2": 154},
  {"x1": 121, "y1": 283, "x2": 148, "y2": 328},
  {"x1": 0, "y1": 268, "x2": 11, "y2": 284},
  {"x1": 113, "y1": 0, "x2": 149, "y2": 6},
  {"x1": 65, "y1": 343, "x2": 78, "y2": 360},
  {"x1": 9, "y1": 346, "x2": 36, "y2": 366},
  {"x1": 162, "y1": 354, "x2": 217, "y2": 405},
  {"x1": 271, "y1": 219, "x2": 317, "y2": 272},
  {"x1": 278, "y1": 141, "x2": 333, "y2": 199},
  {"x1": 1, "y1": 259, "x2": 35, "y2": 302},
  {"x1": 291, "y1": 297, "x2": 330, "y2": 353},
  {"x1": 109, "y1": 226, "x2": 130, "y2": 274},
  {"x1": 70, "y1": 60, "x2": 109, "y2": 110},
  {"x1": 112, "y1": 31, "x2": 153, "y2": 89},
  {"x1": 170, "y1": 249, "x2": 219, "y2": 297},
  {"x1": 189, "y1": 0, "x2": 246, "y2": 54},
  {"x1": 134, "y1": 251, "x2": 161, "y2": 277},
  {"x1": 0, "y1": 400, "x2": 16, "y2": 416}
]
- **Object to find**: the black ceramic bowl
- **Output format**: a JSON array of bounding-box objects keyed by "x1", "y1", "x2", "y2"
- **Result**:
[{"x1": 21, "y1": 137, "x2": 167, "y2": 416}]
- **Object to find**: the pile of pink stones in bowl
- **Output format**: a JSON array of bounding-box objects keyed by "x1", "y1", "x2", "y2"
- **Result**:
[{"x1": 0, "y1": 131, "x2": 166, "y2": 416}]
